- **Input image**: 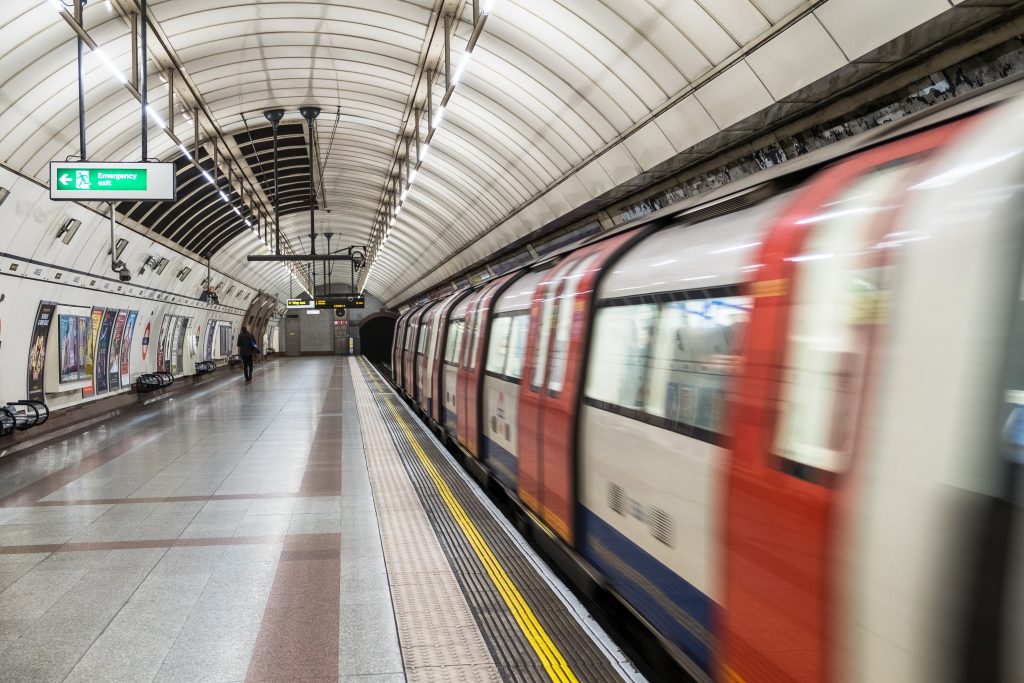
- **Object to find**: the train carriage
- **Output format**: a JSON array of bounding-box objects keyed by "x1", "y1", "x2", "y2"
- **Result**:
[
  {"x1": 441, "y1": 293, "x2": 474, "y2": 434},
  {"x1": 578, "y1": 191, "x2": 794, "y2": 676}
]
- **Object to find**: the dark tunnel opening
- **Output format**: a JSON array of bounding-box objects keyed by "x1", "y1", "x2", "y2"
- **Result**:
[{"x1": 360, "y1": 314, "x2": 396, "y2": 364}]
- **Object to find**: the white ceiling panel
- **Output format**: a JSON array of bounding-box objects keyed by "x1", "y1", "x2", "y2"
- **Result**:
[
  {"x1": 815, "y1": 0, "x2": 950, "y2": 61},
  {"x1": 694, "y1": 61, "x2": 776, "y2": 129},
  {"x1": 0, "y1": 0, "x2": 964, "y2": 305},
  {"x1": 746, "y1": 15, "x2": 848, "y2": 100}
]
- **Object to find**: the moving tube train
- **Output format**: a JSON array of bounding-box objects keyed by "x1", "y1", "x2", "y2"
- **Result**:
[{"x1": 390, "y1": 90, "x2": 1024, "y2": 683}]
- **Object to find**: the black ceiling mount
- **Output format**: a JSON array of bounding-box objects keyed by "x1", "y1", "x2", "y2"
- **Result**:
[
  {"x1": 300, "y1": 106, "x2": 321, "y2": 292},
  {"x1": 263, "y1": 108, "x2": 285, "y2": 255},
  {"x1": 247, "y1": 246, "x2": 365, "y2": 263}
]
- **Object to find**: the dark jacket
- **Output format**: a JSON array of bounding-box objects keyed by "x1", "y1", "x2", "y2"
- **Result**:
[{"x1": 237, "y1": 330, "x2": 258, "y2": 357}]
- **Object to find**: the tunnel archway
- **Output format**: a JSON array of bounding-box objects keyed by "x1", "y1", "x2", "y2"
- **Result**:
[{"x1": 359, "y1": 312, "x2": 397, "y2": 365}]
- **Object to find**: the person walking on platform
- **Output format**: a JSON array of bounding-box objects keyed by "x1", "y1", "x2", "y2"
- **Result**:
[{"x1": 237, "y1": 325, "x2": 259, "y2": 382}]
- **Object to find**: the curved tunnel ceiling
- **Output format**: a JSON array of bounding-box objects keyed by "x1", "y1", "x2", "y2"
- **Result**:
[{"x1": 0, "y1": 0, "x2": 974, "y2": 304}]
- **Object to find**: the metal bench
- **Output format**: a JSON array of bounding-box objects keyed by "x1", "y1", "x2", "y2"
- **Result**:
[{"x1": 136, "y1": 372, "x2": 174, "y2": 392}]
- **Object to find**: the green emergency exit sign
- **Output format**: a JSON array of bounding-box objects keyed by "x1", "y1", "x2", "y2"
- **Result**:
[
  {"x1": 56, "y1": 168, "x2": 148, "y2": 191},
  {"x1": 49, "y1": 161, "x2": 177, "y2": 201}
]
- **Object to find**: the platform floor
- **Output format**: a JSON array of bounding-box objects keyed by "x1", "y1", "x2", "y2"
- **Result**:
[{"x1": 0, "y1": 357, "x2": 641, "y2": 682}]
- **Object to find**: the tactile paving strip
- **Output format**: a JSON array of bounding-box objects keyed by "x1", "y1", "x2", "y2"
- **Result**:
[
  {"x1": 352, "y1": 362, "x2": 502, "y2": 683},
  {"x1": 353, "y1": 358, "x2": 634, "y2": 683}
]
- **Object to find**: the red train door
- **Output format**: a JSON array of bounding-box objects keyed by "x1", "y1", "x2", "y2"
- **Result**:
[
  {"x1": 518, "y1": 231, "x2": 639, "y2": 544},
  {"x1": 417, "y1": 304, "x2": 438, "y2": 412},
  {"x1": 403, "y1": 306, "x2": 424, "y2": 397},
  {"x1": 392, "y1": 313, "x2": 408, "y2": 386},
  {"x1": 431, "y1": 291, "x2": 471, "y2": 425},
  {"x1": 462, "y1": 274, "x2": 516, "y2": 456},
  {"x1": 456, "y1": 275, "x2": 516, "y2": 457},
  {"x1": 455, "y1": 289, "x2": 487, "y2": 450},
  {"x1": 721, "y1": 123, "x2": 966, "y2": 683}
]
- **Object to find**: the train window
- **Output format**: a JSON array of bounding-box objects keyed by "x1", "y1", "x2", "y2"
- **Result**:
[
  {"x1": 773, "y1": 168, "x2": 904, "y2": 477},
  {"x1": 469, "y1": 303, "x2": 484, "y2": 370},
  {"x1": 645, "y1": 295, "x2": 750, "y2": 434},
  {"x1": 532, "y1": 257, "x2": 581, "y2": 390},
  {"x1": 444, "y1": 319, "x2": 464, "y2": 365},
  {"x1": 416, "y1": 323, "x2": 429, "y2": 354},
  {"x1": 427, "y1": 313, "x2": 442, "y2": 373},
  {"x1": 403, "y1": 324, "x2": 414, "y2": 351},
  {"x1": 549, "y1": 255, "x2": 598, "y2": 394},
  {"x1": 585, "y1": 304, "x2": 657, "y2": 409},
  {"x1": 486, "y1": 315, "x2": 512, "y2": 375},
  {"x1": 505, "y1": 314, "x2": 529, "y2": 380}
]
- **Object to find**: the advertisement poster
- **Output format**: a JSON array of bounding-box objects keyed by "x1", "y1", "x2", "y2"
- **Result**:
[
  {"x1": 27, "y1": 302, "x2": 56, "y2": 401},
  {"x1": 170, "y1": 317, "x2": 184, "y2": 375},
  {"x1": 95, "y1": 309, "x2": 116, "y2": 395},
  {"x1": 175, "y1": 317, "x2": 190, "y2": 373},
  {"x1": 140, "y1": 321, "x2": 151, "y2": 361},
  {"x1": 58, "y1": 315, "x2": 79, "y2": 383},
  {"x1": 120, "y1": 311, "x2": 137, "y2": 386},
  {"x1": 86, "y1": 308, "x2": 102, "y2": 381},
  {"x1": 205, "y1": 320, "x2": 216, "y2": 360},
  {"x1": 108, "y1": 310, "x2": 127, "y2": 392},
  {"x1": 83, "y1": 307, "x2": 104, "y2": 398},
  {"x1": 77, "y1": 317, "x2": 89, "y2": 381},
  {"x1": 156, "y1": 315, "x2": 170, "y2": 372},
  {"x1": 219, "y1": 324, "x2": 233, "y2": 357}
]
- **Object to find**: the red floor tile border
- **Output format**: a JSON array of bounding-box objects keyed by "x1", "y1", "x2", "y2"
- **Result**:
[
  {"x1": 0, "y1": 532, "x2": 341, "y2": 554},
  {"x1": 247, "y1": 361, "x2": 345, "y2": 682},
  {"x1": 246, "y1": 532, "x2": 342, "y2": 681}
]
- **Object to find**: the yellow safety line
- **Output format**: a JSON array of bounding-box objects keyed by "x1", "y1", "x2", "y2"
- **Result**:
[{"x1": 363, "y1": 362, "x2": 579, "y2": 683}]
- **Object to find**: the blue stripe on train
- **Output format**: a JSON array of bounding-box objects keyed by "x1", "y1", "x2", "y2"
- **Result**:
[
  {"x1": 444, "y1": 407, "x2": 457, "y2": 433},
  {"x1": 483, "y1": 436, "x2": 518, "y2": 490},
  {"x1": 579, "y1": 507, "x2": 714, "y2": 674}
]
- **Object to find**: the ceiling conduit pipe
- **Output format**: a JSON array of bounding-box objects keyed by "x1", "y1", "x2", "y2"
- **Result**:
[
  {"x1": 75, "y1": 0, "x2": 86, "y2": 160},
  {"x1": 140, "y1": 0, "x2": 148, "y2": 160}
]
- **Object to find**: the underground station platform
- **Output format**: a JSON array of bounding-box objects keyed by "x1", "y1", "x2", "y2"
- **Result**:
[{"x1": 0, "y1": 357, "x2": 643, "y2": 682}]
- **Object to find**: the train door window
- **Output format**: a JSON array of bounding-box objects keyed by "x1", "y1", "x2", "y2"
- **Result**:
[
  {"x1": 444, "y1": 319, "x2": 464, "y2": 365},
  {"x1": 548, "y1": 255, "x2": 599, "y2": 395},
  {"x1": 585, "y1": 303, "x2": 657, "y2": 409},
  {"x1": 505, "y1": 314, "x2": 529, "y2": 381},
  {"x1": 403, "y1": 323, "x2": 414, "y2": 351},
  {"x1": 531, "y1": 260, "x2": 578, "y2": 391},
  {"x1": 486, "y1": 315, "x2": 512, "y2": 375},
  {"x1": 469, "y1": 302, "x2": 485, "y2": 370},
  {"x1": 416, "y1": 323, "x2": 429, "y2": 354},
  {"x1": 645, "y1": 291, "x2": 750, "y2": 436},
  {"x1": 427, "y1": 313, "x2": 442, "y2": 370},
  {"x1": 773, "y1": 168, "x2": 906, "y2": 479}
]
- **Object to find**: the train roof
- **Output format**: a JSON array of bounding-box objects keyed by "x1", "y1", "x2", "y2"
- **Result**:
[{"x1": 597, "y1": 191, "x2": 795, "y2": 300}]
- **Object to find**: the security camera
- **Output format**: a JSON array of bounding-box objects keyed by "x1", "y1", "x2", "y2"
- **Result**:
[{"x1": 118, "y1": 266, "x2": 131, "y2": 282}]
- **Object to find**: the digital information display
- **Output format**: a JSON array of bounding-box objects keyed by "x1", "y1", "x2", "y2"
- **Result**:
[
  {"x1": 49, "y1": 161, "x2": 177, "y2": 201},
  {"x1": 287, "y1": 295, "x2": 365, "y2": 310}
]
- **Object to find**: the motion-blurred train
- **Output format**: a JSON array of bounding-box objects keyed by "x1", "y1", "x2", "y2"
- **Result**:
[{"x1": 390, "y1": 88, "x2": 1024, "y2": 682}]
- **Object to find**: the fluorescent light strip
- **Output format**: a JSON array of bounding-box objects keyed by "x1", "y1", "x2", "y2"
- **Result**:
[
  {"x1": 452, "y1": 50, "x2": 473, "y2": 85},
  {"x1": 93, "y1": 48, "x2": 127, "y2": 84},
  {"x1": 145, "y1": 105, "x2": 166, "y2": 129}
]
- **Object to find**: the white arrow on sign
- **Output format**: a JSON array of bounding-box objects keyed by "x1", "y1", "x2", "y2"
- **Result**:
[{"x1": 58, "y1": 173, "x2": 72, "y2": 186}]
